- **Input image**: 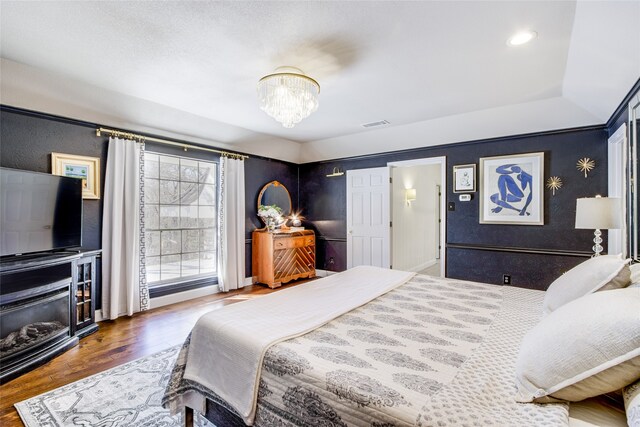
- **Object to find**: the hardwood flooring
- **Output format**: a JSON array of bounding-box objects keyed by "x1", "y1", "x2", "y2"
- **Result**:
[{"x1": 0, "y1": 281, "x2": 307, "y2": 426}]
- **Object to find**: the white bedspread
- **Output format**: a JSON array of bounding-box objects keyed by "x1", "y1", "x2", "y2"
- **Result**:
[{"x1": 183, "y1": 266, "x2": 414, "y2": 424}]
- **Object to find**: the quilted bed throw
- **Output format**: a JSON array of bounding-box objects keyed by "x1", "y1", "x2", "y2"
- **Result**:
[{"x1": 183, "y1": 266, "x2": 414, "y2": 424}]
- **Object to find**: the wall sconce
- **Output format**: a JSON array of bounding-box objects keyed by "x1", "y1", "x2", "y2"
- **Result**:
[
  {"x1": 405, "y1": 188, "x2": 417, "y2": 206},
  {"x1": 326, "y1": 167, "x2": 344, "y2": 178}
]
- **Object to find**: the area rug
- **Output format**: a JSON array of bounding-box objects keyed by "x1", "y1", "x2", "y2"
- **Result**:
[{"x1": 15, "y1": 345, "x2": 213, "y2": 427}]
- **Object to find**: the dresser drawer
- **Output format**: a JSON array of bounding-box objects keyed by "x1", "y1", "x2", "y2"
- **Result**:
[
  {"x1": 272, "y1": 247, "x2": 314, "y2": 261},
  {"x1": 274, "y1": 236, "x2": 310, "y2": 250},
  {"x1": 273, "y1": 248, "x2": 315, "y2": 279}
]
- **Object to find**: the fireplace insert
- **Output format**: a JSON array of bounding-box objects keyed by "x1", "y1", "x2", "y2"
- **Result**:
[
  {"x1": 0, "y1": 253, "x2": 80, "y2": 383},
  {"x1": 1, "y1": 288, "x2": 70, "y2": 362}
]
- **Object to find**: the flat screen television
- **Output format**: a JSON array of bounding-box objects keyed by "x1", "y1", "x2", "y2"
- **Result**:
[{"x1": 0, "y1": 167, "x2": 83, "y2": 257}]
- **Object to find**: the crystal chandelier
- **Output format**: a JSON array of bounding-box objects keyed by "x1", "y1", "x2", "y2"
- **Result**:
[{"x1": 257, "y1": 66, "x2": 320, "y2": 128}]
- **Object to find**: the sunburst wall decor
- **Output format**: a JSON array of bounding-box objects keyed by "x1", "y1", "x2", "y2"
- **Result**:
[
  {"x1": 546, "y1": 176, "x2": 563, "y2": 196},
  {"x1": 577, "y1": 157, "x2": 595, "y2": 178}
]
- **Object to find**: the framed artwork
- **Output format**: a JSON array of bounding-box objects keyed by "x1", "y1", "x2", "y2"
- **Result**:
[
  {"x1": 453, "y1": 164, "x2": 476, "y2": 193},
  {"x1": 51, "y1": 153, "x2": 101, "y2": 199},
  {"x1": 479, "y1": 152, "x2": 544, "y2": 225}
]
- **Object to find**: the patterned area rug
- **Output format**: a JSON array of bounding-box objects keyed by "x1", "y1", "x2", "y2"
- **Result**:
[{"x1": 15, "y1": 345, "x2": 213, "y2": 427}]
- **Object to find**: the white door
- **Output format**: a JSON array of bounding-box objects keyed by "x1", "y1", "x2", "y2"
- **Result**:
[{"x1": 347, "y1": 167, "x2": 391, "y2": 269}]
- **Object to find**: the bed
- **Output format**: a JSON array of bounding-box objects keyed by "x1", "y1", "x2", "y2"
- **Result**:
[{"x1": 162, "y1": 265, "x2": 634, "y2": 427}]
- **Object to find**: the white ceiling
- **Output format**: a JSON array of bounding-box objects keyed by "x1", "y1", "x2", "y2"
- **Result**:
[{"x1": 1, "y1": 1, "x2": 639, "y2": 163}]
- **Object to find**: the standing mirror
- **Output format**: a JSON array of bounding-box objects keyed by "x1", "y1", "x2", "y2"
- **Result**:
[
  {"x1": 629, "y1": 91, "x2": 640, "y2": 261},
  {"x1": 257, "y1": 180, "x2": 292, "y2": 225}
]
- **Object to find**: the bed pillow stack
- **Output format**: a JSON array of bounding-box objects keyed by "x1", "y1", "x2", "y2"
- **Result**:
[
  {"x1": 541, "y1": 254, "x2": 631, "y2": 315},
  {"x1": 515, "y1": 255, "x2": 639, "y2": 407}
]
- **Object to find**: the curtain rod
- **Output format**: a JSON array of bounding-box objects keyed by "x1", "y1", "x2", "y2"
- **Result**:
[{"x1": 95, "y1": 127, "x2": 249, "y2": 160}]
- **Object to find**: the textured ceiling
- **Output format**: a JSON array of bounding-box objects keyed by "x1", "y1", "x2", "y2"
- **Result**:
[{"x1": 1, "y1": 1, "x2": 639, "y2": 162}]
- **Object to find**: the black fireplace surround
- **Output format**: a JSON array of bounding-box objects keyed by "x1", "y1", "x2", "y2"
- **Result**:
[{"x1": 0, "y1": 252, "x2": 83, "y2": 383}]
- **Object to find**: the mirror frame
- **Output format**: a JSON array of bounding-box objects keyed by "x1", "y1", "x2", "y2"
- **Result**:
[
  {"x1": 257, "y1": 180, "x2": 292, "y2": 225},
  {"x1": 628, "y1": 92, "x2": 640, "y2": 261}
]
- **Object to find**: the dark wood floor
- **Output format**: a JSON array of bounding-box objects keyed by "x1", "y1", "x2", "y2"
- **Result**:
[{"x1": 0, "y1": 281, "x2": 306, "y2": 426}]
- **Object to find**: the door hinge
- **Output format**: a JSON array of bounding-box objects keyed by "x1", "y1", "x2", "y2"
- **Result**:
[
  {"x1": 389, "y1": 177, "x2": 392, "y2": 184},
  {"x1": 390, "y1": 221, "x2": 393, "y2": 227}
]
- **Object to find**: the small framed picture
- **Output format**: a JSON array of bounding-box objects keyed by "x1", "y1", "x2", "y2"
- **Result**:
[
  {"x1": 51, "y1": 153, "x2": 101, "y2": 199},
  {"x1": 453, "y1": 164, "x2": 476, "y2": 193},
  {"x1": 479, "y1": 152, "x2": 544, "y2": 225}
]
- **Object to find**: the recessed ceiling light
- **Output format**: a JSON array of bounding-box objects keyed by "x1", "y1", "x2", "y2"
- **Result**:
[{"x1": 507, "y1": 30, "x2": 538, "y2": 46}]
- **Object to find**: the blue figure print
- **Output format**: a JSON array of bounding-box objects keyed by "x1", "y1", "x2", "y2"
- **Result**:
[{"x1": 489, "y1": 164, "x2": 533, "y2": 216}]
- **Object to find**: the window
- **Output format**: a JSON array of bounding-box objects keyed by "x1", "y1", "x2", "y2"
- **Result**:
[{"x1": 143, "y1": 152, "x2": 218, "y2": 287}]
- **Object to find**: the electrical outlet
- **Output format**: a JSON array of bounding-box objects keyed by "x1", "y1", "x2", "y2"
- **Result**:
[{"x1": 503, "y1": 274, "x2": 511, "y2": 285}]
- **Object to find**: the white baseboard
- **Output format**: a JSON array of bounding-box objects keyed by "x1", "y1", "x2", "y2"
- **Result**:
[
  {"x1": 406, "y1": 259, "x2": 437, "y2": 273},
  {"x1": 315, "y1": 269, "x2": 338, "y2": 277},
  {"x1": 149, "y1": 284, "x2": 221, "y2": 309},
  {"x1": 98, "y1": 274, "x2": 328, "y2": 319},
  {"x1": 149, "y1": 276, "x2": 260, "y2": 310}
]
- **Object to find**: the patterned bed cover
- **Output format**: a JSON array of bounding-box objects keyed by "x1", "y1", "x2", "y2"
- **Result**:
[{"x1": 163, "y1": 274, "x2": 569, "y2": 426}]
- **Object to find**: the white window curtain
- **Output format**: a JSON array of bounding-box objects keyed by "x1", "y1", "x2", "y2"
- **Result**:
[
  {"x1": 102, "y1": 137, "x2": 149, "y2": 319},
  {"x1": 217, "y1": 156, "x2": 246, "y2": 292}
]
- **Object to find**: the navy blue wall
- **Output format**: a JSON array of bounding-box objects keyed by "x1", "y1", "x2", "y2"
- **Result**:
[
  {"x1": 0, "y1": 106, "x2": 299, "y2": 307},
  {"x1": 300, "y1": 126, "x2": 609, "y2": 290},
  {"x1": 0, "y1": 96, "x2": 629, "y2": 296}
]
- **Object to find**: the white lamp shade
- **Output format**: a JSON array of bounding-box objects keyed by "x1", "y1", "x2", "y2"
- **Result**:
[{"x1": 575, "y1": 197, "x2": 622, "y2": 229}]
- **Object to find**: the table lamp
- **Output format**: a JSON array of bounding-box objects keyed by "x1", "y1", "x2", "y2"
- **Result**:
[{"x1": 575, "y1": 196, "x2": 622, "y2": 256}]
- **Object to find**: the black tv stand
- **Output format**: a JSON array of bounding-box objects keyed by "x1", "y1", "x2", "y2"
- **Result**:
[
  {"x1": 0, "y1": 249, "x2": 101, "y2": 384},
  {"x1": 1, "y1": 250, "x2": 78, "y2": 265}
]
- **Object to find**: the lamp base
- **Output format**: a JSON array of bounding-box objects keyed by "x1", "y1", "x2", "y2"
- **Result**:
[{"x1": 592, "y1": 229, "x2": 603, "y2": 257}]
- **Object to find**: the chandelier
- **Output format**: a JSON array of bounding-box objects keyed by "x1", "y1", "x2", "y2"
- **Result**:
[{"x1": 257, "y1": 66, "x2": 320, "y2": 128}]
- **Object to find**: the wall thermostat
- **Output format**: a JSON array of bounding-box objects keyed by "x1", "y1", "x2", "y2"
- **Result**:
[{"x1": 459, "y1": 194, "x2": 472, "y2": 202}]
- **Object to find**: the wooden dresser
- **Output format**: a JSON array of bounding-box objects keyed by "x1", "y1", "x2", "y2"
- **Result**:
[{"x1": 252, "y1": 229, "x2": 316, "y2": 288}]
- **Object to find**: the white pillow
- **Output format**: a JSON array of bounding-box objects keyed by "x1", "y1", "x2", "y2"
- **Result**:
[
  {"x1": 624, "y1": 379, "x2": 640, "y2": 427},
  {"x1": 542, "y1": 255, "x2": 631, "y2": 315},
  {"x1": 515, "y1": 288, "x2": 640, "y2": 403}
]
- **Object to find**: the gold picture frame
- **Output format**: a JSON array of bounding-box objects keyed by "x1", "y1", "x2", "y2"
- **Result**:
[{"x1": 51, "y1": 152, "x2": 101, "y2": 199}]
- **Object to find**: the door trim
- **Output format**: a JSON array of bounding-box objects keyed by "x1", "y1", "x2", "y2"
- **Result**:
[{"x1": 388, "y1": 156, "x2": 447, "y2": 277}]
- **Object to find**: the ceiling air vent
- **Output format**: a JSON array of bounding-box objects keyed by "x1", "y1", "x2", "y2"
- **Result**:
[{"x1": 361, "y1": 120, "x2": 390, "y2": 128}]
